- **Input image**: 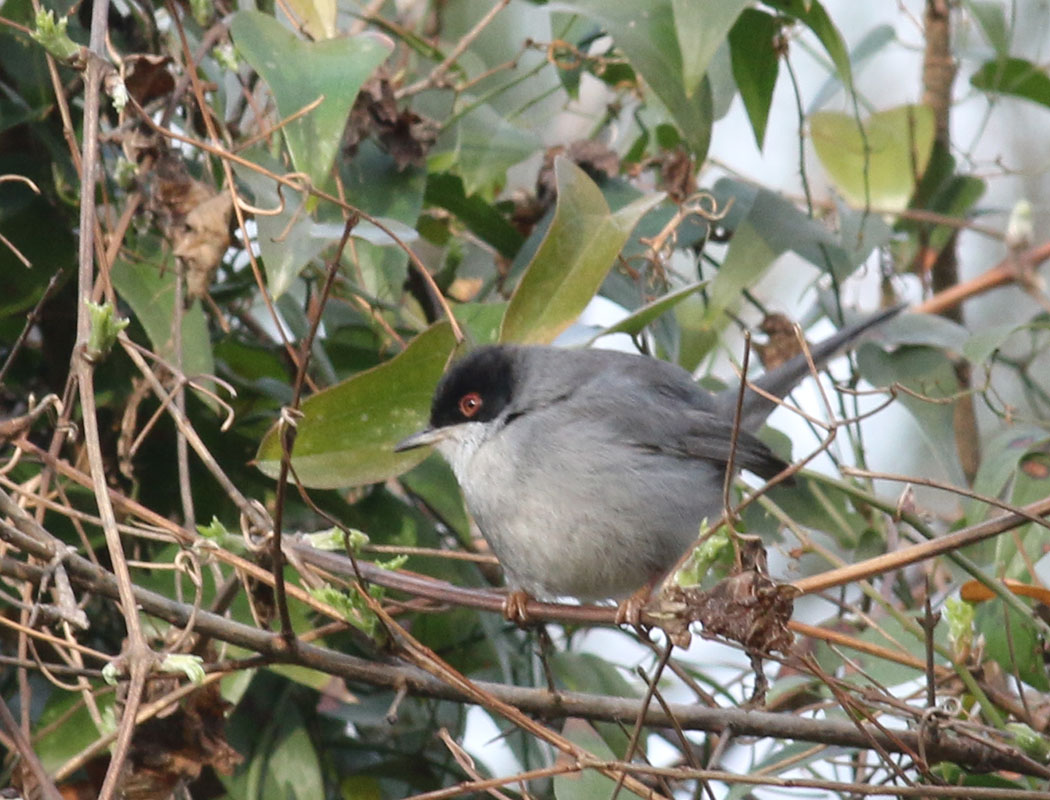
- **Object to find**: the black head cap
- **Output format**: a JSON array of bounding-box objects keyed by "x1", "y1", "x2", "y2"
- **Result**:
[{"x1": 430, "y1": 346, "x2": 518, "y2": 428}]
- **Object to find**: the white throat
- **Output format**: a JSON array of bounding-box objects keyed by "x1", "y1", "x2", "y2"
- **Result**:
[{"x1": 434, "y1": 421, "x2": 493, "y2": 484}]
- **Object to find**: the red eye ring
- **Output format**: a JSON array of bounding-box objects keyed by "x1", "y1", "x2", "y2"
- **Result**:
[{"x1": 458, "y1": 392, "x2": 483, "y2": 418}]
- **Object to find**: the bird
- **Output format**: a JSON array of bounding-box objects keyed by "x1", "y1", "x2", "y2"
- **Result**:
[{"x1": 395, "y1": 305, "x2": 902, "y2": 621}]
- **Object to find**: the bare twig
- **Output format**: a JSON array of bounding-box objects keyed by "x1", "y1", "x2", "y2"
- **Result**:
[
  {"x1": 1, "y1": 548, "x2": 1045, "y2": 779},
  {"x1": 399, "y1": 0, "x2": 512, "y2": 96},
  {"x1": 0, "y1": 696, "x2": 64, "y2": 800}
]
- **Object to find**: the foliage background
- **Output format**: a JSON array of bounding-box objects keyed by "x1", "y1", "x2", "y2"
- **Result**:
[{"x1": 2, "y1": 0, "x2": 1050, "y2": 798}]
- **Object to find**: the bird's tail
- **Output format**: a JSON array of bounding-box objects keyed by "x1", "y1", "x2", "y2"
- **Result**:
[{"x1": 727, "y1": 303, "x2": 905, "y2": 429}]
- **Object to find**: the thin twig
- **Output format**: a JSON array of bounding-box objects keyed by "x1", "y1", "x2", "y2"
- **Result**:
[
  {"x1": 399, "y1": 0, "x2": 512, "y2": 96},
  {"x1": 271, "y1": 218, "x2": 357, "y2": 640},
  {"x1": 0, "y1": 270, "x2": 63, "y2": 387}
]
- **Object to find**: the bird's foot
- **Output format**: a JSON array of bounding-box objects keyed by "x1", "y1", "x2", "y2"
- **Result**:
[
  {"x1": 502, "y1": 589, "x2": 535, "y2": 627},
  {"x1": 615, "y1": 581, "x2": 656, "y2": 629}
]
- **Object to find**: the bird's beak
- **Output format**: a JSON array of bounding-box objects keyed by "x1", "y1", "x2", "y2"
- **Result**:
[{"x1": 394, "y1": 426, "x2": 447, "y2": 452}]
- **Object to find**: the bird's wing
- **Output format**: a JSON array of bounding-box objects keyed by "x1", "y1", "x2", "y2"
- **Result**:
[{"x1": 568, "y1": 367, "x2": 789, "y2": 480}]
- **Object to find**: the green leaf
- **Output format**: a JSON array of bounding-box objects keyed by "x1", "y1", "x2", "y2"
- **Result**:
[
  {"x1": 246, "y1": 696, "x2": 324, "y2": 800},
  {"x1": 500, "y1": 158, "x2": 663, "y2": 344},
  {"x1": 549, "y1": 651, "x2": 638, "y2": 758},
  {"x1": 586, "y1": 279, "x2": 707, "y2": 344},
  {"x1": 672, "y1": 0, "x2": 748, "y2": 98},
  {"x1": 713, "y1": 178, "x2": 856, "y2": 278},
  {"x1": 424, "y1": 172, "x2": 524, "y2": 259},
  {"x1": 34, "y1": 691, "x2": 114, "y2": 771},
  {"x1": 552, "y1": 0, "x2": 713, "y2": 159},
  {"x1": 159, "y1": 653, "x2": 206, "y2": 684},
  {"x1": 110, "y1": 256, "x2": 215, "y2": 395},
  {"x1": 0, "y1": 183, "x2": 74, "y2": 316},
  {"x1": 879, "y1": 311, "x2": 969, "y2": 352},
  {"x1": 229, "y1": 10, "x2": 392, "y2": 186},
  {"x1": 971, "y1": 56, "x2": 1050, "y2": 110},
  {"x1": 967, "y1": 426, "x2": 1049, "y2": 527},
  {"x1": 855, "y1": 343, "x2": 964, "y2": 484},
  {"x1": 672, "y1": 220, "x2": 779, "y2": 367},
  {"x1": 709, "y1": 220, "x2": 777, "y2": 320},
  {"x1": 255, "y1": 321, "x2": 458, "y2": 488},
  {"x1": 550, "y1": 652, "x2": 638, "y2": 698},
  {"x1": 85, "y1": 300, "x2": 129, "y2": 361},
  {"x1": 810, "y1": 104, "x2": 936, "y2": 211},
  {"x1": 455, "y1": 301, "x2": 507, "y2": 345},
  {"x1": 554, "y1": 719, "x2": 645, "y2": 800},
  {"x1": 729, "y1": 9, "x2": 781, "y2": 149},
  {"x1": 965, "y1": 1, "x2": 1010, "y2": 59},
  {"x1": 29, "y1": 8, "x2": 80, "y2": 60},
  {"x1": 286, "y1": 0, "x2": 336, "y2": 40},
  {"x1": 976, "y1": 601, "x2": 1050, "y2": 692},
  {"x1": 435, "y1": 101, "x2": 538, "y2": 195},
  {"x1": 964, "y1": 322, "x2": 1025, "y2": 364},
  {"x1": 337, "y1": 139, "x2": 427, "y2": 302},
  {"x1": 234, "y1": 155, "x2": 328, "y2": 299}
]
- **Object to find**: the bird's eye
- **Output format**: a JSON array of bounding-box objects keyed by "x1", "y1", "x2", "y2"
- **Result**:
[{"x1": 458, "y1": 392, "x2": 483, "y2": 418}]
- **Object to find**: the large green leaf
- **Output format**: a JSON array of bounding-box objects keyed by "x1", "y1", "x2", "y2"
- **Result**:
[
  {"x1": 811, "y1": 105, "x2": 936, "y2": 211},
  {"x1": 977, "y1": 601, "x2": 1050, "y2": 692},
  {"x1": 808, "y1": 24, "x2": 895, "y2": 112},
  {"x1": 229, "y1": 10, "x2": 392, "y2": 186},
  {"x1": 552, "y1": 0, "x2": 713, "y2": 158},
  {"x1": 0, "y1": 199, "x2": 73, "y2": 316},
  {"x1": 728, "y1": 9, "x2": 781, "y2": 149},
  {"x1": 337, "y1": 139, "x2": 427, "y2": 302},
  {"x1": 255, "y1": 321, "x2": 458, "y2": 488},
  {"x1": 713, "y1": 178, "x2": 856, "y2": 279},
  {"x1": 707, "y1": 220, "x2": 777, "y2": 321},
  {"x1": 499, "y1": 158, "x2": 663, "y2": 344},
  {"x1": 236, "y1": 691, "x2": 324, "y2": 800},
  {"x1": 967, "y1": 425, "x2": 1049, "y2": 527},
  {"x1": 672, "y1": 0, "x2": 748, "y2": 98},
  {"x1": 971, "y1": 56, "x2": 1050, "y2": 110},
  {"x1": 35, "y1": 691, "x2": 114, "y2": 771}
]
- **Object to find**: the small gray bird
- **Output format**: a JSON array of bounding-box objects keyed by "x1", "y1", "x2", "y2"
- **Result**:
[{"x1": 396, "y1": 306, "x2": 901, "y2": 614}]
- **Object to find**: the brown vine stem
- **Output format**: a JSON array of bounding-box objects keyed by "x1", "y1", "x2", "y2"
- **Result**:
[
  {"x1": 361, "y1": 587, "x2": 668, "y2": 799},
  {"x1": 791, "y1": 492, "x2": 1050, "y2": 600},
  {"x1": 912, "y1": 240, "x2": 1050, "y2": 317},
  {"x1": 15, "y1": 427, "x2": 1039, "y2": 669},
  {"x1": 1, "y1": 549, "x2": 1045, "y2": 779},
  {"x1": 71, "y1": 3, "x2": 158, "y2": 799},
  {"x1": 118, "y1": 338, "x2": 270, "y2": 533},
  {"x1": 0, "y1": 695, "x2": 63, "y2": 800}
]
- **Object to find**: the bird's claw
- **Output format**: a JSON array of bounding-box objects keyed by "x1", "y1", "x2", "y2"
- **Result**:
[
  {"x1": 615, "y1": 581, "x2": 656, "y2": 628},
  {"x1": 503, "y1": 589, "x2": 534, "y2": 627}
]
